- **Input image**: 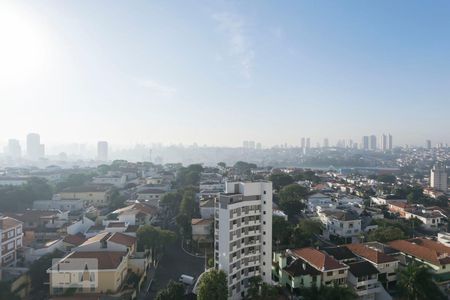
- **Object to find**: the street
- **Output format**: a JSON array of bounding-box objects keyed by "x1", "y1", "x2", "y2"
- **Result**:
[{"x1": 146, "y1": 239, "x2": 205, "y2": 299}]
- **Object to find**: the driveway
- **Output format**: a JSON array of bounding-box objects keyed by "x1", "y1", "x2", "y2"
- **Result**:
[{"x1": 146, "y1": 239, "x2": 205, "y2": 299}]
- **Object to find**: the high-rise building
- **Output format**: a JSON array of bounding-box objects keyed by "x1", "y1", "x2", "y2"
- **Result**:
[
  {"x1": 380, "y1": 134, "x2": 387, "y2": 151},
  {"x1": 370, "y1": 135, "x2": 377, "y2": 150},
  {"x1": 26, "y1": 133, "x2": 44, "y2": 160},
  {"x1": 430, "y1": 165, "x2": 448, "y2": 192},
  {"x1": 388, "y1": 134, "x2": 393, "y2": 150},
  {"x1": 306, "y1": 137, "x2": 311, "y2": 149},
  {"x1": 256, "y1": 142, "x2": 262, "y2": 150},
  {"x1": 5, "y1": 139, "x2": 21, "y2": 158},
  {"x1": 426, "y1": 140, "x2": 432, "y2": 150},
  {"x1": 248, "y1": 141, "x2": 255, "y2": 149},
  {"x1": 362, "y1": 136, "x2": 369, "y2": 150},
  {"x1": 214, "y1": 181, "x2": 272, "y2": 299},
  {"x1": 323, "y1": 138, "x2": 329, "y2": 148},
  {"x1": 97, "y1": 141, "x2": 108, "y2": 161},
  {"x1": 300, "y1": 137, "x2": 306, "y2": 149},
  {"x1": 242, "y1": 141, "x2": 249, "y2": 149}
]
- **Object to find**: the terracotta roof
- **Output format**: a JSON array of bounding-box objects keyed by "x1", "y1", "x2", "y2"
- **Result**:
[
  {"x1": 66, "y1": 251, "x2": 126, "y2": 269},
  {"x1": 345, "y1": 243, "x2": 398, "y2": 264},
  {"x1": 388, "y1": 239, "x2": 450, "y2": 266},
  {"x1": 386, "y1": 200, "x2": 410, "y2": 209},
  {"x1": 0, "y1": 216, "x2": 22, "y2": 230},
  {"x1": 5, "y1": 210, "x2": 60, "y2": 223},
  {"x1": 107, "y1": 222, "x2": 126, "y2": 228},
  {"x1": 290, "y1": 248, "x2": 347, "y2": 271},
  {"x1": 108, "y1": 232, "x2": 136, "y2": 247},
  {"x1": 63, "y1": 233, "x2": 87, "y2": 246},
  {"x1": 113, "y1": 203, "x2": 157, "y2": 216},
  {"x1": 191, "y1": 218, "x2": 213, "y2": 226}
]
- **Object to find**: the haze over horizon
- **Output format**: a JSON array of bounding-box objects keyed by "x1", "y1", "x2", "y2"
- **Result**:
[{"x1": 1, "y1": 0, "x2": 450, "y2": 147}]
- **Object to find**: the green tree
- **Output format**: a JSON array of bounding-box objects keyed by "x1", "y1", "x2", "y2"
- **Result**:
[
  {"x1": 29, "y1": 250, "x2": 63, "y2": 292},
  {"x1": 377, "y1": 174, "x2": 396, "y2": 184},
  {"x1": 407, "y1": 186, "x2": 424, "y2": 204},
  {"x1": 160, "y1": 192, "x2": 183, "y2": 218},
  {"x1": 269, "y1": 173, "x2": 294, "y2": 191},
  {"x1": 197, "y1": 269, "x2": 228, "y2": 300},
  {"x1": 0, "y1": 177, "x2": 53, "y2": 211},
  {"x1": 137, "y1": 225, "x2": 176, "y2": 261},
  {"x1": 155, "y1": 280, "x2": 185, "y2": 300},
  {"x1": 109, "y1": 189, "x2": 126, "y2": 210},
  {"x1": 272, "y1": 216, "x2": 292, "y2": 247},
  {"x1": 245, "y1": 276, "x2": 278, "y2": 300},
  {"x1": 367, "y1": 226, "x2": 406, "y2": 243},
  {"x1": 56, "y1": 173, "x2": 94, "y2": 192},
  {"x1": 233, "y1": 161, "x2": 257, "y2": 175},
  {"x1": 278, "y1": 184, "x2": 308, "y2": 217},
  {"x1": 292, "y1": 219, "x2": 322, "y2": 247},
  {"x1": 398, "y1": 263, "x2": 445, "y2": 300},
  {"x1": 217, "y1": 162, "x2": 226, "y2": 168}
]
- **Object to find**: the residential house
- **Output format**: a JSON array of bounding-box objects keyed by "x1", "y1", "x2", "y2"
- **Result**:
[
  {"x1": 199, "y1": 196, "x2": 215, "y2": 219},
  {"x1": 318, "y1": 209, "x2": 361, "y2": 243},
  {"x1": 48, "y1": 251, "x2": 129, "y2": 295},
  {"x1": 345, "y1": 243, "x2": 399, "y2": 290},
  {"x1": 307, "y1": 193, "x2": 335, "y2": 213},
  {"x1": 0, "y1": 217, "x2": 23, "y2": 266},
  {"x1": 75, "y1": 232, "x2": 137, "y2": 254},
  {"x1": 136, "y1": 188, "x2": 166, "y2": 207},
  {"x1": 59, "y1": 185, "x2": 111, "y2": 207},
  {"x1": 346, "y1": 261, "x2": 382, "y2": 300},
  {"x1": 272, "y1": 252, "x2": 321, "y2": 295},
  {"x1": 111, "y1": 202, "x2": 158, "y2": 226},
  {"x1": 288, "y1": 247, "x2": 349, "y2": 287},
  {"x1": 191, "y1": 218, "x2": 213, "y2": 242},
  {"x1": 388, "y1": 238, "x2": 450, "y2": 288}
]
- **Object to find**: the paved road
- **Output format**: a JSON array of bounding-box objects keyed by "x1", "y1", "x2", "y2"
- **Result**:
[{"x1": 146, "y1": 240, "x2": 205, "y2": 299}]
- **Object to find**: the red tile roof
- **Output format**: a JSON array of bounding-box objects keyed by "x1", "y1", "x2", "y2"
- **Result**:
[
  {"x1": 345, "y1": 243, "x2": 398, "y2": 264},
  {"x1": 388, "y1": 239, "x2": 450, "y2": 266},
  {"x1": 0, "y1": 216, "x2": 22, "y2": 230},
  {"x1": 108, "y1": 232, "x2": 136, "y2": 247},
  {"x1": 290, "y1": 247, "x2": 348, "y2": 271},
  {"x1": 63, "y1": 233, "x2": 87, "y2": 246},
  {"x1": 66, "y1": 251, "x2": 126, "y2": 269}
]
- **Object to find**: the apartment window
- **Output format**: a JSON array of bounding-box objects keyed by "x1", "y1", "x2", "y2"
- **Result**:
[
  {"x1": 263, "y1": 191, "x2": 266, "y2": 194},
  {"x1": 263, "y1": 221, "x2": 266, "y2": 225},
  {"x1": 263, "y1": 231, "x2": 266, "y2": 235},
  {"x1": 263, "y1": 272, "x2": 266, "y2": 276},
  {"x1": 263, "y1": 211, "x2": 266, "y2": 215},
  {"x1": 327, "y1": 271, "x2": 333, "y2": 276},
  {"x1": 338, "y1": 270, "x2": 345, "y2": 274},
  {"x1": 263, "y1": 201, "x2": 266, "y2": 204},
  {"x1": 263, "y1": 262, "x2": 266, "y2": 266},
  {"x1": 263, "y1": 242, "x2": 266, "y2": 245}
]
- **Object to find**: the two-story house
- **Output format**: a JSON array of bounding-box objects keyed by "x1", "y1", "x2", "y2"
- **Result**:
[{"x1": 0, "y1": 217, "x2": 23, "y2": 266}]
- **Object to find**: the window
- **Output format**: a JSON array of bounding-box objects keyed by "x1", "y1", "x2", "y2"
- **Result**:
[
  {"x1": 327, "y1": 271, "x2": 333, "y2": 276},
  {"x1": 338, "y1": 270, "x2": 345, "y2": 274},
  {"x1": 263, "y1": 211, "x2": 266, "y2": 215},
  {"x1": 264, "y1": 191, "x2": 266, "y2": 194}
]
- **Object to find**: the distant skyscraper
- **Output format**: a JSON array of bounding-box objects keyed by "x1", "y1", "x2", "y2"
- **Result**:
[
  {"x1": 26, "y1": 133, "x2": 44, "y2": 160},
  {"x1": 323, "y1": 138, "x2": 329, "y2": 148},
  {"x1": 256, "y1": 142, "x2": 262, "y2": 150},
  {"x1": 306, "y1": 137, "x2": 311, "y2": 149},
  {"x1": 300, "y1": 137, "x2": 306, "y2": 149},
  {"x1": 97, "y1": 141, "x2": 108, "y2": 161},
  {"x1": 380, "y1": 134, "x2": 387, "y2": 151},
  {"x1": 426, "y1": 140, "x2": 432, "y2": 150},
  {"x1": 242, "y1": 141, "x2": 249, "y2": 148},
  {"x1": 388, "y1": 134, "x2": 393, "y2": 150},
  {"x1": 5, "y1": 139, "x2": 21, "y2": 158},
  {"x1": 362, "y1": 136, "x2": 369, "y2": 150},
  {"x1": 430, "y1": 164, "x2": 448, "y2": 192},
  {"x1": 248, "y1": 141, "x2": 255, "y2": 149},
  {"x1": 370, "y1": 135, "x2": 377, "y2": 150}
]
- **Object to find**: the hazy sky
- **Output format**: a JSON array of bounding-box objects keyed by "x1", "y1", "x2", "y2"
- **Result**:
[{"x1": 1, "y1": 0, "x2": 450, "y2": 147}]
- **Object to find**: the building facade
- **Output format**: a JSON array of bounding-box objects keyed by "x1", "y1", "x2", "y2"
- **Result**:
[{"x1": 214, "y1": 181, "x2": 272, "y2": 299}]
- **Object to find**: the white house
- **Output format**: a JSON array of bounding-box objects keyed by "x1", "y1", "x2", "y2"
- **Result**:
[
  {"x1": 66, "y1": 216, "x2": 95, "y2": 235},
  {"x1": 191, "y1": 218, "x2": 213, "y2": 242},
  {"x1": 307, "y1": 193, "x2": 335, "y2": 213},
  {"x1": 319, "y1": 209, "x2": 361, "y2": 242},
  {"x1": 74, "y1": 232, "x2": 137, "y2": 254}
]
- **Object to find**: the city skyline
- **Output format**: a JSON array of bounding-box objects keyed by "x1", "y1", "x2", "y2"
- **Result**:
[{"x1": 1, "y1": 0, "x2": 450, "y2": 146}]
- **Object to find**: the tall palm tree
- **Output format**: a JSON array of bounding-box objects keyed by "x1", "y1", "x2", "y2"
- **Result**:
[{"x1": 398, "y1": 262, "x2": 445, "y2": 300}]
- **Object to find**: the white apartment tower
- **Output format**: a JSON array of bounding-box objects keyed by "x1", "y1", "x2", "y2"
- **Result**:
[
  {"x1": 97, "y1": 141, "x2": 109, "y2": 161},
  {"x1": 430, "y1": 165, "x2": 448, "y2": 192},
  {"x1": 380, "y1": 134, "x2": 387, "y2": 151},
  {"x1": 214, "y1": 181, "x2": 272, "y2": 300}
]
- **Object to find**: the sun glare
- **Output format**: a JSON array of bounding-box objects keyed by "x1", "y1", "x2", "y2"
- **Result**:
[{"x1": 0, "y1": 2, "x2": 48, "y2": 85}]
